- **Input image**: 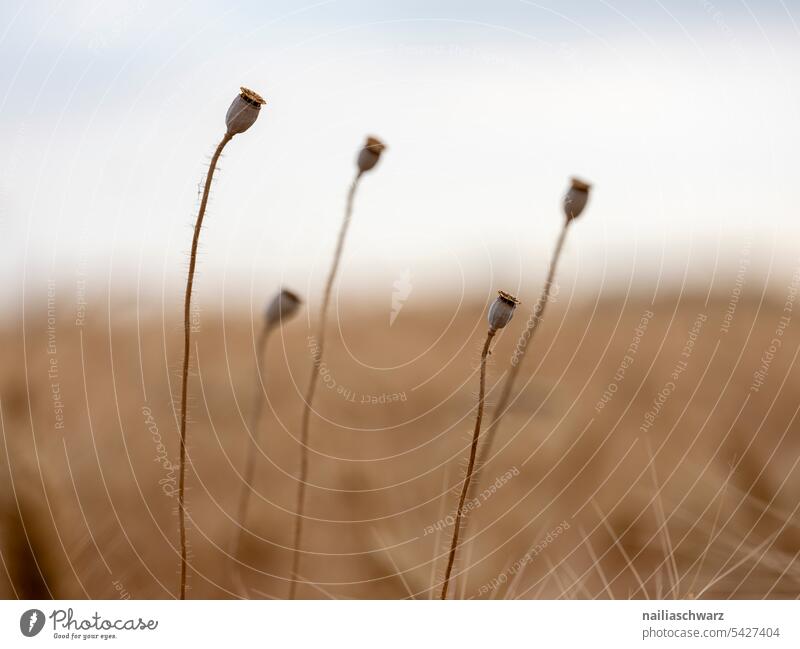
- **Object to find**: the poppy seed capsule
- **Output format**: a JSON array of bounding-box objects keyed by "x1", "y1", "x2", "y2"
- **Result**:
[
  {"x1": 225, "y1": 87, "x2": 266, "y2": 136},
  {"x1": 562, "y1": 177, "x2": 591, "y2": 222},
  {"x1": 488, "y1": 291, "x2": 520, "y2": 331},
  {"x1": 356, "y1": 136, "x2": 386, "y2": 173},
  {"x1": 265, "y1": 289, "x2": 302, "y2": 329}
]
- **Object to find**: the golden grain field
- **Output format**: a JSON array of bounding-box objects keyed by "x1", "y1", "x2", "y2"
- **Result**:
[{"x1": 2, "y1": 272, "x2": 799, "y2": 599}]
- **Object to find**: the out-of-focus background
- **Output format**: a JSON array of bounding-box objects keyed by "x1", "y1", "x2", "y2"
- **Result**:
[{"x1": 1, "y1": 0, "x2": 799, "y2": 599}]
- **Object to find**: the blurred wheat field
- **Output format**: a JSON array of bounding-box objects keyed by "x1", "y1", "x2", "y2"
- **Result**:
[{"x1": 2, "y1": 275, "x2": 800, "y2": 599}]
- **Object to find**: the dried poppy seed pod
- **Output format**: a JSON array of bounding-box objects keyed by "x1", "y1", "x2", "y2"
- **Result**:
[
  {"x1": 488, "y1": 291, "x2": 520, "y2": 332},
  {"x1": 225, "y1": 87, "x2": 266, "y2": 136},
  {"x1": 265, "y1": 289, "x2": 302, "y2": 329},
  {"x1": 562, "y1": 177, "x2": 591, "y2": 222},
  {"x1": 356, "y1": 136, "x2": 386, "y2": 174}
]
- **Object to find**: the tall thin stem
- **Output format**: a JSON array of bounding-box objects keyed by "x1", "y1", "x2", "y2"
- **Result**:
[
  {"x1": 178, "y1": 131, "x2": 232, "y2": 600},
  {"x1": 471, "y1": 221, "x2": 570, "y2": 494},
  {"x1": 440, "y1": 327, "x2": 497, "y2": 600},
  {"x1": 231, "y1": 322, "x2": 273, "y2": 597},
  {"x1": 289, "y1": 171, "x2": 363, "y2": 599}
]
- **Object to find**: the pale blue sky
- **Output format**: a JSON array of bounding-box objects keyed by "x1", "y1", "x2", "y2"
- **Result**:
[{"x1": 1, "y1": 0, "x2": 798, "y2": 315}]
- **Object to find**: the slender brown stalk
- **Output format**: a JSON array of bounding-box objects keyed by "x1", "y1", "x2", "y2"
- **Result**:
[
  {"x1": 230, "y1": 323, "x2": 273, "y2": 597},
  {"x1": 471, "y1": 221, "x2": 570, "y2": 490},
  {"x1": 440, "y1": 328, "x2": 497, "y2": 600},
  {"x1": 178, "y1": 131, "x2": 232, "y2": 600},
  {"x1": 289, "y1": 171, "x2": 363, "y2": 599}
]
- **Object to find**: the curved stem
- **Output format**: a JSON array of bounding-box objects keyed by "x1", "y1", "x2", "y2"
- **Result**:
[
  {"x1": 231, "y1": 322, "x2": 273, "y2": 597},
  {"x1": 178, "y1": 131, "x2": 232, "y2": 600},
  {"x1": 289, "y1": 171, "x2": 362, "y2": 599},
  {"x1": 470, "y1": 221, "x2": 570, "y2": 497},
  {"x1": 440, "y1": 327, "x2": 496, "y2": 600}
]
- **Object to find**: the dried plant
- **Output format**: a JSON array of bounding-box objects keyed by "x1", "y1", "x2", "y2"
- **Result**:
[
  {"x1": 470, "y1": 178, "x2": 592, "y2": 501},
  {"x1": 440, "y1": 291, "x2": 519, "y2": 600},
  {"x1": 177, "y1": 87, "x2": 265, "y2": 600},
  {"x1": 289, "y1": 136, "x2": 386, "y2": 599},
  {"x1": 230, "y1": 289, "x2": 301, "y2": 596}
]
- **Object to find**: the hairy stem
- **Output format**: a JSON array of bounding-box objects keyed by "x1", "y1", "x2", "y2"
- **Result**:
[
  {"x1": 231, "y1": 322, "x2": 273, "y2": 597},
  {"x1": 179, "y1": 131, "x2": 232, "y2": 600},
  {"x1": 289, "y1": 171, "x2": 362, "y2": 599},
  {"x1": 470, "y1": 221, "x2": 570, "y2": 496},
  {"x1": 440, "y1": 327, "x2": 496, "y2": 600}
]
